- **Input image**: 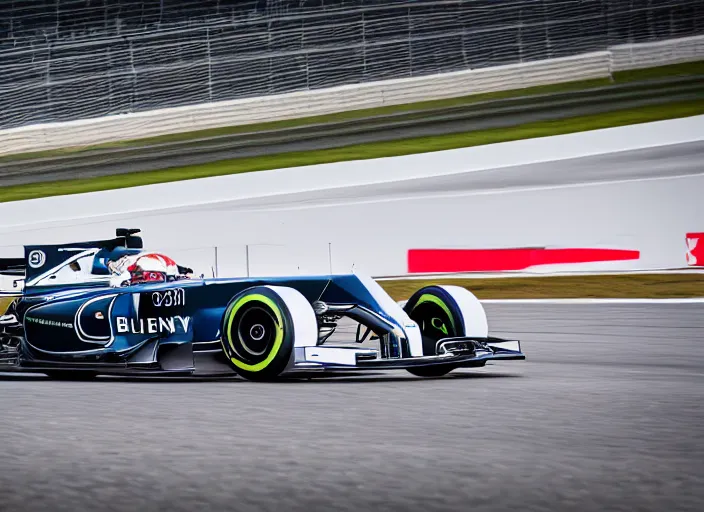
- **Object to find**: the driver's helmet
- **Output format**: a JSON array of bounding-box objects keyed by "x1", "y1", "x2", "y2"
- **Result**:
[{"x1": 107, "y1": 252, "x2": 182, "y2": 287}]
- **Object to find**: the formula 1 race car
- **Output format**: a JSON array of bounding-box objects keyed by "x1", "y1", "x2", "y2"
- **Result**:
[{"x1": 0, "y1": 229, "x2": 524, "y2": 381}]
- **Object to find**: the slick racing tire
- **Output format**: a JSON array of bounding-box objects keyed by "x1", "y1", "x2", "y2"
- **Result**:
[
  {"x1": 403, "y1": 285, "x2": 489, "y2": 377},
  {"x1": 220, "y1": 286, "x2": 315, "y2": 381}
]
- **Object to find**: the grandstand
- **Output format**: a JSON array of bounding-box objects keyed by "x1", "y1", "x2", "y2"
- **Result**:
[{"x1": 1, "y1": 0, "x2": 703, "y2": 129}]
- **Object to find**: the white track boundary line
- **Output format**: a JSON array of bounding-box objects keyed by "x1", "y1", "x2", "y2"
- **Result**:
[
  {"x1": 377, "y1": 269, "x2": 704, "y2": 280},
  {"x1": 479, "y1": 298, "x2": 704, "y2": 304},
  {"x1": 396, "y1": 298, "x2": 704, "y2": 307}
]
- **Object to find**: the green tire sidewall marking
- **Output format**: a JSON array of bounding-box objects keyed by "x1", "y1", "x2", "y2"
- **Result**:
[
  {"x1": 412, "y1": 293, "x2": 456, "y2": 333},
  {"x1": 224, "y1": 293, "x2": 284, "y2": 373}
]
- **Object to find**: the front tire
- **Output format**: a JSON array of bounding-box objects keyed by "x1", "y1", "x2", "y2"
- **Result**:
[
  {"x1": 403, "y1": 285, "x2": 488, "y2": 377},
  {"x1": 220, "y1": 286, "x2": 314, "y2": 381},
  {"x1": 404, "y1": 285, "x2": 467, "y2": 355},
  {"x1": 406, "y1": 365, "x2": 457, "y2": 378}
]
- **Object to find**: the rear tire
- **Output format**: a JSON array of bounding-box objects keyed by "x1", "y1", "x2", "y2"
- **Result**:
[{"x1": 220, "y1": 286, "x2": 314, "y2": 381}]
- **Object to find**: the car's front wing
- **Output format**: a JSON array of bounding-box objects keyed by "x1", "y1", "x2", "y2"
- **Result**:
[{"x1": 287, "y1": 336, "x2": 524, "y2": 373}]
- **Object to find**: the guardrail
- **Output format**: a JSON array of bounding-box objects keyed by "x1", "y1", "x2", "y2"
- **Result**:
[{"x1": 2, "y1": 35, "x2": 702, "y2": 157}]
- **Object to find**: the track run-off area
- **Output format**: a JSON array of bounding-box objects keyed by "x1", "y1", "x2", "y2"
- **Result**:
[
  {"x1": 1, "y1": 301, "x2": 702, "y2": 512},
  {"x1": 1, "y1": 115, "x2": 703, "y2": 276}
]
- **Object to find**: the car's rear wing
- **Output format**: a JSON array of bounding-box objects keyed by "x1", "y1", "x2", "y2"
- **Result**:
[
  {"x1": 0, "y1": 228, "x2": 145, "y2": 295},
  {"x1": 0, "y1": 257, "x2": 25, "y2": 296},
  {"x1": 0, "y1": 258, "x2": 24, "y2": 276}
]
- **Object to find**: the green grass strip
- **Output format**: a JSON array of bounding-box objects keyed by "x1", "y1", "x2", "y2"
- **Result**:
[
  {"x1": 3, "y1": 97, "x2": 703, "y2": 204},
  {"x1": 378, "y1": 273, "x2": 704, "y2": 301},
  {"x1": 2, "y1": 274, "x2": 701, "y2": 311}
]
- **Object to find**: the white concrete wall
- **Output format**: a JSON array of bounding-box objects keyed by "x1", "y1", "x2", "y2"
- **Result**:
[{"x1": 609, "y1": 35, "x2": 704, "y2": 71}]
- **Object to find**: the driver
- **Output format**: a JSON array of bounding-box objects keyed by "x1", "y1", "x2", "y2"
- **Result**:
[{"x1": 107, "y1": 252, "x2": 186, "y2": 287}]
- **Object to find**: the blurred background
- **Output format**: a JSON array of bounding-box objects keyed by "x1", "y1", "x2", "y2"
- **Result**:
[{"x1": 0, "y1": 1, "x2": 703, "y2": 512}]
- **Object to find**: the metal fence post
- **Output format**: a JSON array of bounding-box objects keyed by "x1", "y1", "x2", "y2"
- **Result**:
[
  {"x1": 214, "y1": 246, "x2": 219, "y2": 277},
  {"x1": 206, "y1": 27, "x2": 213, "y2": 102}
]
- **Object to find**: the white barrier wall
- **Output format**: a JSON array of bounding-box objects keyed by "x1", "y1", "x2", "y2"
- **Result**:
[
  {"x1": 1, "y1": 116, "x2": 702, "y2": 278},
  {"x1": 0, "y1": 52, "x2": 610, "y2": 156},
  {"x1": 609, "y1": 35, "x2": 704, "y2": 71},
  {"x1": 1, "y1": 35, "x2": 703, "y2": 157}
]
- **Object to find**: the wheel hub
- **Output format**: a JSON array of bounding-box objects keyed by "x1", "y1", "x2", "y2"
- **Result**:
[
  {"x1": 237, "y1": 307, "x2": 276, "y2": 357},
  {"x1": 250, "y1": 324, "x2": 265, "y2": 341}
]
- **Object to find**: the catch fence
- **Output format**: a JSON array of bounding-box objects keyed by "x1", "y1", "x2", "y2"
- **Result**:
[{"x1": 1, "y1": 0, "x2": 703, "y2": 129}]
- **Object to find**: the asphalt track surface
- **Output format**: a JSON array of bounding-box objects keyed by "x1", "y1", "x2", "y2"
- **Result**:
[
  {"x1": 190, "y1": 140, "x2": 704, "y2": 213},
  {"x1": 1, "y1": 302, "x2": 703, "y2": 512}
]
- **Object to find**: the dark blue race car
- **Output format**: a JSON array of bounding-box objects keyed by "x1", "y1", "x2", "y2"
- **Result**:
[{"x1": 0, "y1": 229, "x2": 524, "y2": 381}]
